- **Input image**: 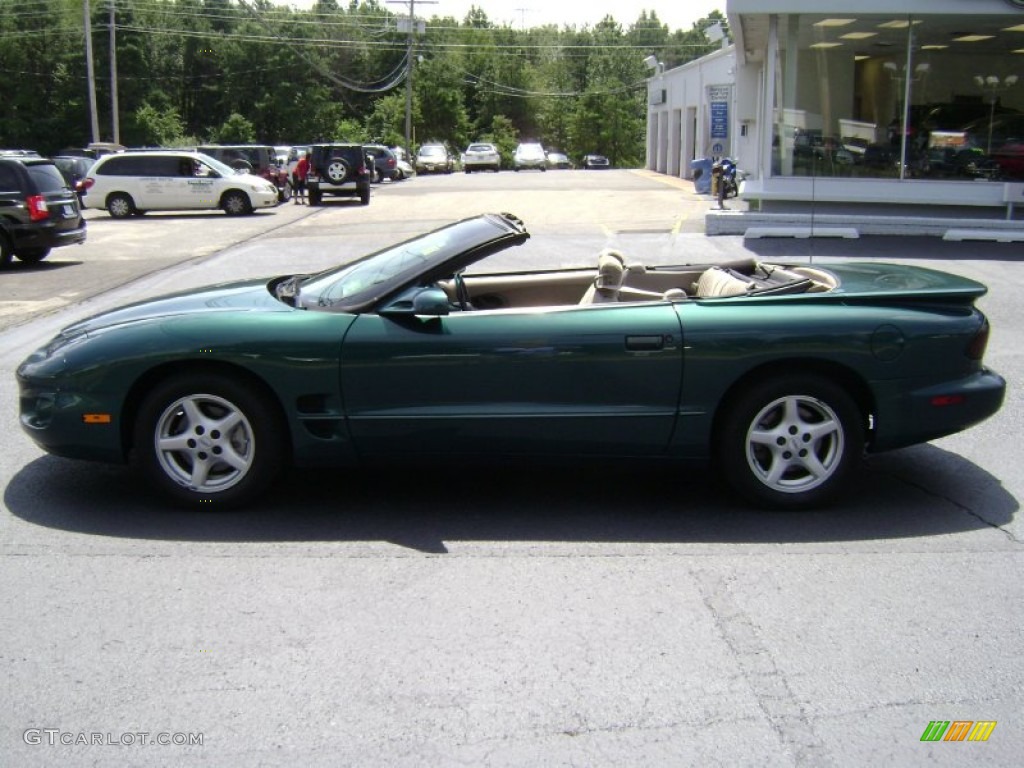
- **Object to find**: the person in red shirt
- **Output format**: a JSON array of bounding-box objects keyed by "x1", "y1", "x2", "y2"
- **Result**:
[{"x1": 292, "y1": 152, "x2": 310, "y2": 204}]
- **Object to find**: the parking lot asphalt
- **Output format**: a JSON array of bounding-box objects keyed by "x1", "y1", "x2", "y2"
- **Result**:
[{"x1": 1, "y1": 170, "x2": 1021, "y2": 767}]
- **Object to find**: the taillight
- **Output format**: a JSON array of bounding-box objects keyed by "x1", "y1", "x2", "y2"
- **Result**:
[
  {"x1": 81, "y1": 177, "x2": 95, "y2": 191},
  {"x1": 966, "y1": 319, "x2": 990, "y2": 361},
  {"x1": 26, "y1": 194, "x2": 49, "y2": 222}
]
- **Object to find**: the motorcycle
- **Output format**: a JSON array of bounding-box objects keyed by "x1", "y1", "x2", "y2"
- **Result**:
[{"x1": 713, "y1": 158, "x2": 740, "y2": 200}]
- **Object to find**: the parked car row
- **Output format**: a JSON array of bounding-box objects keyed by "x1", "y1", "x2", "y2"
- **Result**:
[
  {"x1": 413, "y1": 140, "x2": 612, "y2": 174},
  {"x1": 1, "y1": 138, "x2": 618, "y2": 265}
]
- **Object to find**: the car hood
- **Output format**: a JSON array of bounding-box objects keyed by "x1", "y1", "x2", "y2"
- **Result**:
[{"x1": 57, "y1": 279, "x2": 287, "y2": 338}]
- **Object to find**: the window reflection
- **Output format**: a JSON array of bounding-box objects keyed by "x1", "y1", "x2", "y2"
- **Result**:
[{"x1": 771, "y1": 13, "x2": 1023, "y2": 182}]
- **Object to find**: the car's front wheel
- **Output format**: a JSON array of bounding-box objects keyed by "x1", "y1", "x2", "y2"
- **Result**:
[
  {"x1": 107, "y1": 192, "x2": 136, "y2": 218},
  {"x1": 222, "y1": 190, "x2": 252, "y2": 215},
  {"x1": 133, "y1": 373, "x2": 286, "y2": 508},
  {"x1": 716, "y1": 375, "x2": 864, "y2": 510}
]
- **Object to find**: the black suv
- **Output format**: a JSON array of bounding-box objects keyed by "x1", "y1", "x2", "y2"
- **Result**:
[
  {"x1": 307, "y1": 144, "x2": 371, "y2": 205},
  {"x1": 0, "y1": 156, "x2": 86, "y2": 267}
]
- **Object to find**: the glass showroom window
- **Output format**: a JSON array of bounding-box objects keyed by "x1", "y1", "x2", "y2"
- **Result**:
[{"x1": 771, "y1": 13, "x2": 1023, "y2": 182}]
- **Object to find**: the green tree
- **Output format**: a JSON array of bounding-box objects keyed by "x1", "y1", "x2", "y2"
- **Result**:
[
  {"x1": 130, "y1": 102, "x2": 187, "y2": 146},
  {"x1": 213, "y1": 113, "x2": 257, "y2": 143}
]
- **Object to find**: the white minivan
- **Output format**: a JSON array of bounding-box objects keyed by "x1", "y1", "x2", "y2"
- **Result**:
[{"x1": 81, "y1": 150, "x2": 280, "y2": 217}]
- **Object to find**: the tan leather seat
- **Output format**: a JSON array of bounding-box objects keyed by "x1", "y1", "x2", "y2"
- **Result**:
[
  {"x1": 694, "y1": 267, "x2": 754, "y2": 297},
  {"x1": 579, "y1": 249, "x2": 626, "y2": 304}
]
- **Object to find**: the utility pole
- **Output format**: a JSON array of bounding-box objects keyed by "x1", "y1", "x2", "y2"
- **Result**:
[
  {"x1": 109, "y1": 0, "x2": 119, "y2": 143},
  {"x1": 387, "y1": 0, "x2": 435, "y2": 161},
  {"x1": 84, "y1": 0, "x2": 100, "y2": 142}
]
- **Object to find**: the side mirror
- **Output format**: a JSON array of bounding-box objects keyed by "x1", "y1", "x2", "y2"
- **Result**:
[
  {"x1": 412, "y1": 288, "x2": 451, "y2": 316},
  {"x1": 380, "y1": 287, "x2": 450, "y2": 318}
]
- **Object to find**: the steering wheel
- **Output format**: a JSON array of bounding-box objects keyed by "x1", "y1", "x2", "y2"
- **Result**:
[{"x1": 454, "y1": 272, "x2": 472, "y2": 311}]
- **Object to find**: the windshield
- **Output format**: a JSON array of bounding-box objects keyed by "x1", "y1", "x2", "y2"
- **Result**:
[
  {"x1": 419, "y1": 145, "x2": 446, "y2": 157},
  {"x1": 298, "y1": 215, "x2": 525, "y2": 311},
  {"x1": 195, "y1": 153, "x2": 240, "y2": 177}
]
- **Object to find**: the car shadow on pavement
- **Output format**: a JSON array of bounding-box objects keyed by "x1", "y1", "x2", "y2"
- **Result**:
[
  {"x1": 1, "y1": 259, "x2": 84, "y2": 273},
  {"x1": 4, "y1": 444, "x2": 1016, "y2": 552}
]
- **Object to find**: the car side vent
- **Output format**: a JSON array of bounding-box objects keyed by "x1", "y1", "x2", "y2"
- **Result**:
[{"x1": 296, "y1": 394, "x2": 330, "y2": 414}]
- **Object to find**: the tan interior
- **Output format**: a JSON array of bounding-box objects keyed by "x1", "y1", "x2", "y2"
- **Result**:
[{"x1": 440, "y1": 258, "x2": 836, "y2": 311}]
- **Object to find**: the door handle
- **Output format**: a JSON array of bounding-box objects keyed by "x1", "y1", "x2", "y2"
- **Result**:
[{"x1": 625, "y1": 334, "x2": 665, "y2": 351}]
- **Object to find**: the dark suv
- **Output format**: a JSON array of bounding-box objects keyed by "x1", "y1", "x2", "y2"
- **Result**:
[
  {"x1": 0, "y1": 156, "x2": 86, "y2": 267},
  {"x1": 196, "y1": 144, "x2": 291, "y2": 202},
  {"x1": 307, "y1": 144, "x2": 371, "y2": 205}
]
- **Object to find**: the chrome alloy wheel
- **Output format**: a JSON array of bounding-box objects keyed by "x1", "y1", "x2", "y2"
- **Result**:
[
  {"x1": 744, "y1": 394, "x2": 845, "y2": 494},
  {"x1": 154, "y1": 393, "x2": 255, "y2": 492}
]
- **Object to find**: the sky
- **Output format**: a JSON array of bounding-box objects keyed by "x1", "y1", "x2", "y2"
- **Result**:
[{"x1": 288, "y1": 1, "x2": 724, "y2": 33}]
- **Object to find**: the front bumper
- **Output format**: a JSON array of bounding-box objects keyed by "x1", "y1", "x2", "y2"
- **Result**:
[{"x1": 18, "y1": 375, "x2": 125, "y2": 463}]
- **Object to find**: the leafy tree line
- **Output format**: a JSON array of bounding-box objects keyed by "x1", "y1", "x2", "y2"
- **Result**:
[{"x1": 0, "y1": 0, "x2": 725, "y2": 165}]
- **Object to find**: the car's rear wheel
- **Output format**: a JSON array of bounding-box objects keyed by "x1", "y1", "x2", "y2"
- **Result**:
[
  {"x1": 133, "y1": 373, "x2": 285, "y2": 508},
  {"x1": 107, "y1": 192, "x2": 135, "y2": 218},
  {"x1": 326, "y1": 157, "x2": 349, "y2": 183},
  {"x1": 309, "y1": 190, "x2": 322, "y2": 205},
  {"x1": 222, "y1": 190, "x2": 252, "y2": 216},
  {"x1": 14, "y1": 247, "x2": 50, "y2": 263},
  {"x1": 716, "y1": 375, "x2": 863, "y2": 510},
  {"x1": 359, "y1": 189, "x2": 370, "y2": 205},
  {"x1": 0, "y1": 233, "x2": 13, "y2": 267}
]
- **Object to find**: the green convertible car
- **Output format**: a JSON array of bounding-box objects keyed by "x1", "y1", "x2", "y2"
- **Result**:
[{"x1": 17, "y1": 213, "x2": 1005, "y2": 509}]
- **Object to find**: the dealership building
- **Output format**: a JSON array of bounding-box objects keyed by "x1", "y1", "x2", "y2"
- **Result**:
[{"x1": 646, "y1": 0, "x2": 1024, "y2": 236}]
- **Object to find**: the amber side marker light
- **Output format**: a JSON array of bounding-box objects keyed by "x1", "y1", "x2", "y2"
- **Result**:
[{"x1": 83, "y1": 414, "x2": 112, "y2": 424}]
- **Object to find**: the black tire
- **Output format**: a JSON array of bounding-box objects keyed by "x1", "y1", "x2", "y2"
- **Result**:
[
  {"x1": 222, "y1": 190, "x2": 252, "y2": 216},
  {"x1": 715, "y1": 375, "x2": 864, "y2": 510},
  {"x1": 14, "y1": 247, "x2": 50, "y2": 263},
  {"x1": 107, "y1": 192, "x2": 135, "y2": 219},
  {"x1": 277, "y1": 184, "x2": 291, "y2": 203},
  {"x1": 133, "y1": 373, "x2": 286, "y2": 508},
  {"x1": 326, "y1": 156, "x2": 349, "y2": 184},
  {"x1": 359, "y1": 189, "x2": 370, "y2": 205},
  {"x1": 0, "y1": 232, "x2": 13, "y2": 267},
  {"x1": 309, "y1": 190, "x2": 322, "y2": 206}
]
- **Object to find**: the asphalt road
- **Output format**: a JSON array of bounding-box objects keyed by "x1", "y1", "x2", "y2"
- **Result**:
[{"x1": 1, "y1": 170, "x2": 1021, "y2": 767}]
